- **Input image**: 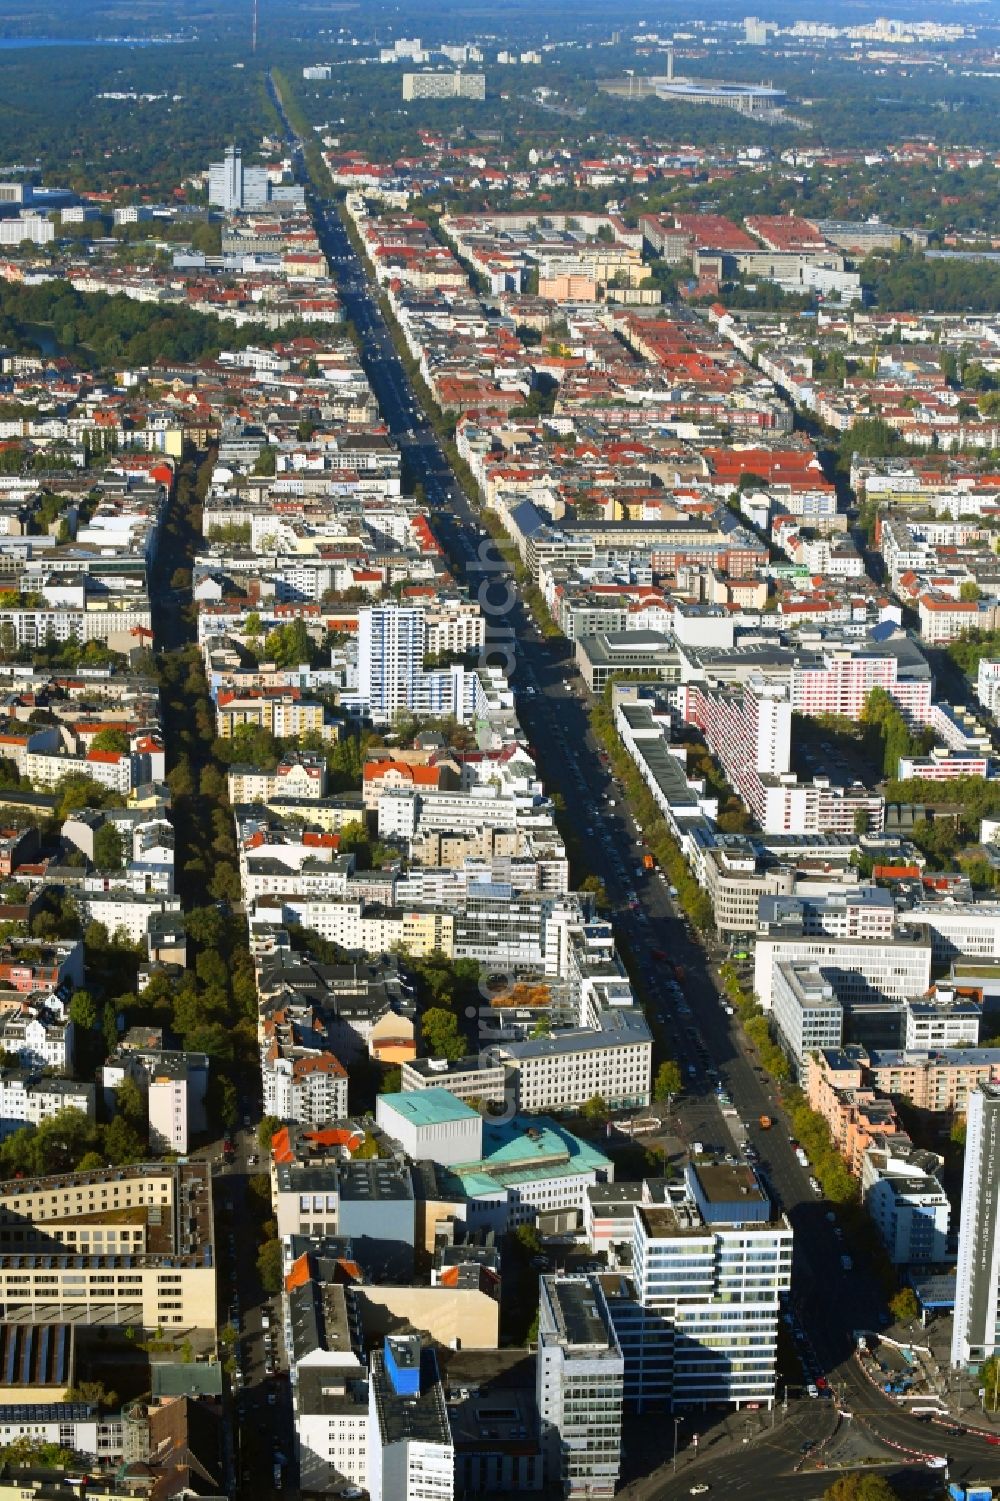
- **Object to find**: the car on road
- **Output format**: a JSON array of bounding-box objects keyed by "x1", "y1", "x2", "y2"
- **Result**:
[
  {"x1": 690, "y1": 1487, "x2": 710, "y2": 1496},
  {"x1": 806, "y1": 1383, "x2": 819, "y2": 1399}
]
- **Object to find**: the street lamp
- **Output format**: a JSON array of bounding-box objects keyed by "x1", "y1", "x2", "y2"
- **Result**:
[{"x1": 672, "y1": 1417, "x2": 681, "y2": 1473}]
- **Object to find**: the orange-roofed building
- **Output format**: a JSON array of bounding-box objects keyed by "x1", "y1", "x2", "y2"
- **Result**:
[{"x1": 362, "y1": 756, "x2": 461, "y2": 810}]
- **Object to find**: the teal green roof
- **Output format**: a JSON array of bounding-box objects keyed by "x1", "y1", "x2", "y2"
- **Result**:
[
  {"x1": 449, "y1": 1114, "x2": 612, "y2": 1198},
  {"x1": 381, "y1": 1087, "x2": 480, "y2": 1127}
]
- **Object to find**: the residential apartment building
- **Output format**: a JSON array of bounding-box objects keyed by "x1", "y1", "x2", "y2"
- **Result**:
[
  {"x1": 952, "y1": 1083, "x2": 1000, "y2": 1367},
  {"x1": 286, "y1": 1259, "x2": 368, "y2": 1494},
  {"x1": 354, "y1": 603, "x2": 487, "y2": 726},
  {"x1": 102, "y1": 1049, "x2": 209, "y2": 1156},
  {"x1": 263, "y1": 1051, "x2": 349, "y2": 1127},
  {"x1": 977, "y1": 658, "x2": 1000, "y2": 716},
  {"x1": 863, "y1": 1047, "x2": 1000, "y2": 1115},
  {"x1": 227, "y1": 752, "x2": 328, "y2": 805},
  {"x1": 787, "y1": 643, "x2": 932, "y2": 724},
  {"x1": 0, "y1": 1070, "x2": 95, "y2": 1139},
  {"x1": 75, "y1": 889, "x2": 183, "y2": 947},
  {"x1": 918, "y1": 591, "x2": 987, "y2": 645},
  {"x1": 681, "y1": 677, "x2": 883, "y2": 835},
  {"x1": 805, "y1": 1049, "x2": 907, "y2": 1174},
  {"x1": 402, "y1": 71, "x2": 486, "y2": 100},
  {"x1": 537, "y1": 1275, "x2": 624, "y2": 1501},
  {"x1": 251, "y1": 894, "x2": 455, "y2": 959},
  {"x1": 0, "y1": 990, "x2": 75, "y2": 1072},
  {"x1": 862, "y1": 1139, "x2": 950, "y2": 1265},
  {"x1": 0, "y1": 1161, "x2": 216, "y2": 1329}
]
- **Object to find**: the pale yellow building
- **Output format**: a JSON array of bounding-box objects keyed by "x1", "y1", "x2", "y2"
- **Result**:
[{"x1": 0, "y1": 1161, "x2": 216, "y2": 1331}]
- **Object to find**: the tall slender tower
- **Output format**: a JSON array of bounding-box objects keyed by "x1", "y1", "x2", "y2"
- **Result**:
[
  {"x1": 252, "y1": 0, "x2": 258, "y2": 54},
  {"x1": 952, "y1": 1082, "x2": 1000, "y2": 1368}
]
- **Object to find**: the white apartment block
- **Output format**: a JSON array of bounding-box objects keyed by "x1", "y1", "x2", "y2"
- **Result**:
[
  {"x1": 0, "y1": 993, "x2": 74, "y2": 1073},
  {"x1": 918, "y1": 593, "x2": 983, "y2": 645},
  {"x1": 252, "y1": 895, "x2": 455, "y2": 960},
  {"x1": 102, "y1": 1050, "x2": 208, "y2": 1157},
  {"x1": 353, "y1": 603, "x2": 489, "y2": 725},
  {"x1": 25, "y1": 749, "x2": 133, "y2": 794},
  {"x1": 0, "y1": 603, "x2": 152, "y2": 648},
  {"x1": 862, "y1": 1142, "x2": 950, "y2": 1266},
  {"x1": 76, "y1": 890, "x2": 183, "y2": 946},
  {"x1": 788, "y1": 647, "x2": 933, "y2": 723},
  {"x1": 263, "y1": 1054, "x2": 349, "y2": 1127},
  {"x1": 402, "y1": 70, "x2": 486, "y2": 100},
  {"x1": 977, "y1": 658, "x2": 1000, "y2": 715},
  {"x1": 681, "y1": 678, "x2": 883, "y2": 835},
  {"x1": 0, "y1": 1070, "x2": 94, "y2": 1139},
  {"x1": 537, "y1": 1276, "x2": 624, "y2": 1501}
]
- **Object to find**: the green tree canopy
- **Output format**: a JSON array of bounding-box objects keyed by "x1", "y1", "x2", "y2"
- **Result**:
[
  {"x1": 89, "y1": 728, "x2": 129, "y2": 755},
  {"x1": 420, "y1": 1006, "x2": 465, "y2": 1061},
  {"x1": 653, "y1": 1060, "x2": 682, "y2": 1103},
  {"x1": 93, "y1": 822, "x2": 124, "y2": 871}
]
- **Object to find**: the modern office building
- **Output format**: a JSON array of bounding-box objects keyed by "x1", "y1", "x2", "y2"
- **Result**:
[
  {"x1": 493, "y1": 1005, "x2": 652, "y2": 1113},
  {"x1": 537, "y1": 1275, "x2": 624, "y2": 1501},
  {"x1": 368, "y1": 1335, "x2": 454, "y2": 1501},
  {"x1": 207, "y1": 144, "x2": 270, "y2": 213},
  {"x1": 605, "y1": 1164, "x2": 793, "y2": 1411},
  {"x1": 753, "y1": 923, "x2": 932, "y2": 1012},
  {"x1": 952, "y1": 1083, "x2": 1000, "y2": 1367},
  {"x1": 771, "y1": 961, "x2": 843, "y2": 1078}
]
